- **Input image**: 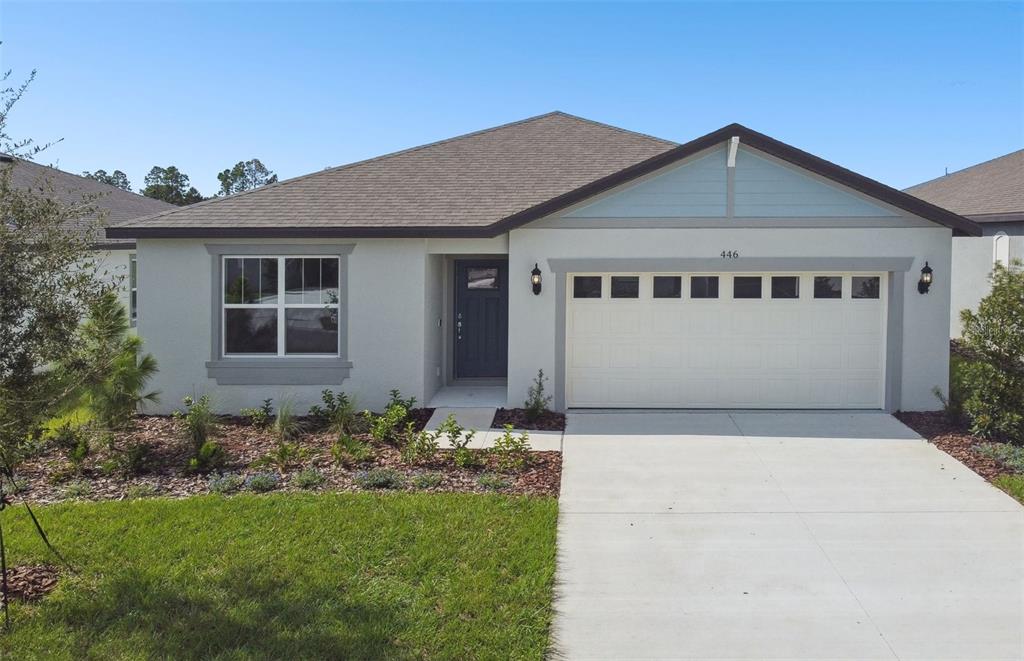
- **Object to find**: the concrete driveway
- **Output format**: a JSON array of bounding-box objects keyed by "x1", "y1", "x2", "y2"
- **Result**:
[{"x1": 553, "y1": 412, "x2": 1024, "y2": 660}]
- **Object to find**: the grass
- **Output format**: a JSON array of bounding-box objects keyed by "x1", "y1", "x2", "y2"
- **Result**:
[
  {"x1": 995, "y1": 474, "x2": 1024, "y2": 505},
  {"x1": 0, "y1": 493, "x2": 558, "y2": 660}
]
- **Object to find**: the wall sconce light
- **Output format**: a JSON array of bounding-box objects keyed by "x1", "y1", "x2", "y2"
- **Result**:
[
  {"x1": 531, "y1": 263, "x2": 542, "y2": 295},
  {"x1": 918, "y1": 261, "x2": 933, "y2": 294}
]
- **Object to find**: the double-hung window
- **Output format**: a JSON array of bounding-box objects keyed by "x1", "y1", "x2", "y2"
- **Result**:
[{"x1": 222, "y1": 256, "x2": 340, "y2": 356}]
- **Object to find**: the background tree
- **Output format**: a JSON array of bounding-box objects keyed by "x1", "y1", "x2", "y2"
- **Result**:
[
  {"x1": 82, "y1": 169, "x2": 131, "y2": 191},
  {"x1": 217, "y1": 158, "x2": 278, "y2": 196},
  {"x1": 141, "y1": 165, "x2": 204, "y2": 205}
]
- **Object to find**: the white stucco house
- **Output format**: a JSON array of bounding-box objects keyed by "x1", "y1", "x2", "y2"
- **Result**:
[
  {"x1": 106, "y1": 112, "x2": 981, "y2": 414},
  {"x1": 904, "y1": 150, "x2": 1023, "y2": 337},
  {"x1": 5, "y1": 155, "x2": 173, "y2": 323}
]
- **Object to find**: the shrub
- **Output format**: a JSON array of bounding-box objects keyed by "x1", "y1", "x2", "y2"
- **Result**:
[
  {"x1": 491, "y1": 425, "x2": 532, "y2": 473},
  {"x1": 400, "y1": 425, "x2": 439, "y2": 465},
  {"x1": 959, "y1": 261, "x2": 1024, "y2": 443},
  {"x1": 174, "y1": 395, "x2": 219, "y2": 450},
  {"x1": 240, "y1": 398, "x2": 274, "y2": 428},
  {"x1": 187, "y1": 440, "x2": 225, "y2": 473},
  {"x1": 411, "y1": 471, "x2": 443, "y2": 489},
  {"x1": 61, "y1": 480, "x2": 93, "y2": 500},
  {"x1": 51, "y1": 423, "x2": 89, "y2": 472},
  {"x1": 934, "y1": 354, "x2": 970, "y2": 425},
  {"x1": 524, "y1": 369, "x2": 552, "y2": 422},
  {"x1": 105, "y1": 442, "x2": 154, "y2": 479},
  {"x1": 331, "y1": 434, "x2": 374, "y2": 467},
  {"x1": 477, "y1": 473, "x2": 511, "y2": 491},
  {"x1": 291, "y1": 467, "x2": 326, "y2": 490},
  {"x1": 308, "y1": 390, "x2": 361, "y2": 433},
  {"x1": 207, "y1": 472, "x2": 245, "y2": 494},
  {"x1": 245, "y1": 472, "x2": 279, "y2": 493},
  {"x1": 369, "y1": 404, "x2": 408, "y2": 444},
  {"x1": 126, "y1": 483, "x2": 159, "y2": 499},
  {"x1": 437, "y1": 414, "x2": 481, "y2": 468},
  {"x1": 272, "y1": 399, "x2": 304, "y2": 442},
  {"x1": 354, "y1": 468, "x2": 406, "y2": 490},
  {"x1": 976, "y1": 442, "x2": 1024, "y2": 474},
  {"x1": 388, "y1": 389, "x2": 417, "y2": 411},
  {"x1": 255, "y1": 441, "x2": 309, "y2": 474}
]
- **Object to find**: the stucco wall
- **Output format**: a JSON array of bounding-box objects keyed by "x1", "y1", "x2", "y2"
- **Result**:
[
  {"x1": 950, "y1": 233, "x2": 1023, "y2": 337},
  {"x1": 95, "y1": 248, "x2": 134, "y2": 321},
  {"x1": 138, "y1": 238, "x2": 430, "y2": 415},
  {"x1": 507, "y1": 226, "x2": 952, "y2": 412}
]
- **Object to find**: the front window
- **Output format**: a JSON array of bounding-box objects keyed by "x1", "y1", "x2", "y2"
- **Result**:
[{"x1": 223, "y1": 256, "x2": 340, "y2": 356}]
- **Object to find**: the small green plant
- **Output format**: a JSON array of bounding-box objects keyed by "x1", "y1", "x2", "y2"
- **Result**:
[
  {"x1": 400, "y1": 425, "x2": 439, "y2": 464},
  {"x1": 437, "y1": 414, "x2": 481, "y2": 468},
  {"x1": 103, "y1": 442, "x2": 154, "y2": 479},
  {"x1": 477, "y1": 473, "x2": 511, "y2": 491},
  {"x1": 187, "y1": 440, "x2": 225, "y2": 473},
  {"x1": 208, "y1": 472, "x2": 245, "y2": 494},
  {"x1": 994, "y1": 474, "x2": 1024, "y2": 504},
  {"x1": 51, "y1": 423, "x2": 90, "y2": 472},
  {"x1": 292, "y1": 467, "x2": 326, "y2": 490},
  {"x1": 308, "y1": 390, "x2": 361, "y2": 433},
  {"x1": 240, "y1": 398, "x2": 274, "y2": 428},
  {"x1": 370, "y1": 404, "x2": 408, "y2": 444},
  {"x1": 976, "y1": 442, "x2": 1024, "y2": 474},
  {"x1": 491, "y1": 425, "x2": 532, "y2": 473},
  {"x1": 331, "y1": 433, "x2": 374, "y2": 467},
  {"x1": 255, "y1": 440, "x2": 309, "y2": 474},
  {"x1": 126, "y1": 483, "x2": 159, "y2": 499},
  {"x1": 245, "y1": 472, "x2": 280, "y2": 493},
  {"x1": 411, "y1": 471, "x2": 443, "y2": 489},
  {"x1": 61, "y1": 479, "x2": 93, "y2": 500},
  {"x1": 354, "y1": 468, "x2": 406, "y2": 490},
  {"x1": 388, "y1": 389, "x2": 417, "y2": 411},
  {"x1": 272, "y1": 399, "x2": 304, "y2": 442},
  {"x1": 174, "y1": 394, "x2": 219, "y2": 450},
  {"x1": 524, "y1": 369, "x2": 552, "y2": 422}
]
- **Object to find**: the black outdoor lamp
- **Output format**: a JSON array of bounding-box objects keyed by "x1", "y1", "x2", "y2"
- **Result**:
[
  {"x1": 918, "y1": 261, "x2": 933, "y2": 294},
  {"x1": 531, "y1": 263, "x2": 542, "y2": 295}
]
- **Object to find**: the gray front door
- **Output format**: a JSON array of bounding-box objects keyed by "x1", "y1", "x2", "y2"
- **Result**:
[{"x1": 454, "y1": 260, "x2": 508, "y2": 378}]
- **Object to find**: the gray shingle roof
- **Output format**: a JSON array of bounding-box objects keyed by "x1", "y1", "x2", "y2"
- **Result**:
[
  {"x1": 5, "y1": 157, "x2": 174, "y2": 247},
  {"x1": 905, "y1": 149, "x2": 1024, "y2": 223},
  {"x1": 106, "y1": 112, "x2": 676, "y2": 235}
]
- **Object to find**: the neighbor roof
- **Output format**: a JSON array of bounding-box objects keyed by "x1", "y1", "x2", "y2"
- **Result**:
[
  {"x1": 904, "y1": 149, "x2": 1024, "y2": 224},
  {"x1": 5, "y1": 156, "x2": 174, "y2": 248},
  {"x1": 107, "y1": 112, "x2": 982, "y2": 239}
]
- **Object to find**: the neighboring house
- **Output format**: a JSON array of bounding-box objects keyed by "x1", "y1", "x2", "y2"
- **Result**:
[
  {"x1": 106, "y1": 112, "x2": 980, "y2": 414},
  {"x1": 4, "y1": 155, "x2": 174, "y2": 323},
  {"x1": 904, "y1": 150, "x2": 1023, "y2": 336}
]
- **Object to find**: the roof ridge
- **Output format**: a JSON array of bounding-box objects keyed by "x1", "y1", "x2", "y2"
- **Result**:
[
  {"x1": 547, "y1": 111, "x2": 678, "y2": 147},
  {"x1": 9, "y1": 156, "x2": 174, "y2": 207},
  {"x1": 905, "y1": 148, "x2": 1024, "y2": 191},
  {"x1": 109, "y1": 111, "x2": 589, "y2": 228}
]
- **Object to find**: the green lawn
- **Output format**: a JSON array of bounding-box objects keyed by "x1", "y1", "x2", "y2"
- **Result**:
[
  {"x1": 0, "y1": 493, "x2": 558, "y2": 660},
  {"x1": 995, "y1": 474, "x2": 1024, "y2": 505}
]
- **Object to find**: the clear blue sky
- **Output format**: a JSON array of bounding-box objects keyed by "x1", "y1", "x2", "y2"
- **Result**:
[{"x1": 2, "y1": 1, "x2": 1021, "y2": 196}]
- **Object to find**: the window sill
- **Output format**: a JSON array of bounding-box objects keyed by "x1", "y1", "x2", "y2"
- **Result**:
[{"x1": 205, "y1": 358, "x2": 353, "y2": 385}]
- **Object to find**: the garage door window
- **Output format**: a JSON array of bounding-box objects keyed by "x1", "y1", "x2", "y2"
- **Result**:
[
  {"x1": 852, "y1": 276, "x2": 881, "y2": 299},
  {"x1": 771, "y1": 276, "x2": 800, "y2": 299},
  {"x1": 690, "y1": 276, "x2": 719, "y2": 299},
  {"x1": 733, "y1": 276, "x2": 762, "y2": 299},
  {"x1": 653, "y1": 276, "x2": 682, "y2": 299},
  {"x1": 610, "y1": 276, "x2": 640, "y2": 298},
  {"x1": 573, "y1": 276, "x2": 602, "y2": 299},
  {"x1": 814, "y1": 276, "x2": 843, "y2": 299}
]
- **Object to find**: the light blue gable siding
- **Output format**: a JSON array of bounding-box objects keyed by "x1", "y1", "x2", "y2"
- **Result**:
[
  {"x1": 566, "y1": 147, "x2": 727, "y2": 218},
  {"x1": 734, "y1": 148, "x2": 897, "y2": 217}
]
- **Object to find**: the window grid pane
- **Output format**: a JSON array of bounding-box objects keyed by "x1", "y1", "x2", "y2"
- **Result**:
[
  {"x1": 771, "y1": 276, "x2": 799, "y2": 299},
  {"x1": 690, "y1": 276, "x2": 719, "y2": 299},
  {"x1": 733, "y1": 276, "x2": 762, "y2": 299},
  {"x1": 814, "y1": 276, "x2": 843, "y2": 299},
  {"x1": 852, "y1": 276, "x2": 880, "y2": 299},
  {"x1": 610, "y1": 276, "x2": 639, "y2": 299},
  {"x1": 653, "y1": 276, "x2": 682, "y2": 299},
  {"x1": 573, "y1": 276, "x2": 602, "y2": 299}
]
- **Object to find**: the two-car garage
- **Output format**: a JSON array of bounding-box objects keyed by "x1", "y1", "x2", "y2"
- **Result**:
[{"x1": 565, "y1": 272, "x2": 888, "y2": 409}]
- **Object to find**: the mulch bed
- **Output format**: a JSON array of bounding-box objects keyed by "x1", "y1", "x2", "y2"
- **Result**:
[
  {"x1": 896, "y1": 411, "x2": 1009, "y2": 482},
  {"x1": 491, "y1": 408, "x2": 566, "y2": 431},
  {"x1": 13, "y1": 411, "x2": 561, "y2": 505},
  {"x1": 4, "y1": 564, "x2": 59, "y2": 602}
]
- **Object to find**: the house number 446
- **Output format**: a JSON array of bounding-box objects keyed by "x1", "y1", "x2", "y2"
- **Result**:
[{"x1": 720, "y1": 250, "x2": 740, "y2": 259}]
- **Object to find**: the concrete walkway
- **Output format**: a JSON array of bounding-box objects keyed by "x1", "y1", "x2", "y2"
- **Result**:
[
  {"x1": 553, "y1": 411, "x2": 1024, "y2": 660},
  {"x1": 423, "y1": 407, "x2": 564, "y2": 450}
]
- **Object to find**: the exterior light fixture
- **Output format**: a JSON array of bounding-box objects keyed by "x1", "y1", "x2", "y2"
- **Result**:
[
  {"x1": 531, "y1": 263, "x2": 542, "y2": 295},
  {"x1": 918, "y1": 261, "x2": 933, "y2": 294}
]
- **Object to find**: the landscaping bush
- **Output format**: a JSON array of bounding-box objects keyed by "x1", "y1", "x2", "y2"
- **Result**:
[
  {"x1": 187, "y1": 440, "x2": 225, "y2": 473},
  {"x1": 354, "y1": 468, "x2": 406, "y2": 490},
  {"x1": 240, "y1": 398, "x2": 273, "y2": 428},
  {"x1": 437, "y1": 414, "x2": 481, "y2": 468},
  {"x1": 255, "y1": 440, "x2": 309, "y2": 474},
  {"x1": 174, "y1": 395, "x2": 219, "y2": 449},
  {"x1": 272, "y1": 399, "x2": 304, "y2": 442},
  {"x1": 477, "y1": 473, "x2": 511, "y2": 491},
  {"x1": 958, "y1": 261, "x2": 1024, "y2": 443},
  {"x1": 208, "y1": 472, "x2": 245, "y2": 495},
  {"x1": 245, "y1": 472, "x2": 280, "y2": 493},
  {"x1": 976, "y1": 442, "x2": 1024, "y2": 474},
  {"x1": 388, "y1": 389, "x2": 417, "y2": 411},
  {"x1": 291, "y1": 467, "x2": 326, "y2": 490},
  {"x1": 411, "y1": 471, "x2": 443, "y2": 489},
  {"x1": 50, "y1": 423, "x2": 89, "y2": 472},
  {"x1": 934, "y1": 353, "x2": 970, "y2": 424},
  {"x1": 307, "y1": 390, "x2": 361, "y2": 433},
  {"x1": 524, "y1": 369, "x2": 552, "y2": 422},
  {"x1": 331, "y1": 433, "x2": 374, "y2": 467},
  {"x1": 369, "y1": 403, "x2": 408, "y2": 444},
  {"x1": 109, "y1": 442, "x2": 154, "y2": 478},
  {"x1": 491, "y1": 425, "x2": 532, "y2": 473},
  {"x1": 61, "y1": 479, "x2": 93, "y2": 500},
  {"x1": 400, "y1": 425, "x2": 439, "y2": 464}
]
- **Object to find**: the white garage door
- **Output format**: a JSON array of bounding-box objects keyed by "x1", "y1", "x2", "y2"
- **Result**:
[{"x1": 565, "y1": 272, "x2": 887, "y2": 409}]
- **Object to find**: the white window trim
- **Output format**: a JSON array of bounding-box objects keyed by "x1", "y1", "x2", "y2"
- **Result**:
[
  {"x1": 221, "y1": 255, "x2": 341, "y2": 358},
  {"x1": 129, "y1": 254, "x2": 138, "y2": 326}
]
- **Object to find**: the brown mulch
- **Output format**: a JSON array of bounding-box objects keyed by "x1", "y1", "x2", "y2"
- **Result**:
[
  {"x1": 895, "y1": 411, "x2": 1007, "y2": 481},
  {"x1": 14, "y1": 413, "x2": 561, "y2": 504},
  {"x1": 492, "y1": 408, "x2": 566, "y2": 431},
  {"x1": 405, "y1": 408, "x2": 435, "y2": 433},
  {"x1": 4, "y1": 564, "x2": 59, "y2": 602}
]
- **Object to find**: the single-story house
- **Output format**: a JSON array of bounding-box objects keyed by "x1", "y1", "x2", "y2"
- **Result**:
[
  {"x1": 4, "y1": 155, "x2": 174, "y2": 323},
  {"x1": 904, "y1": 149, "x2": 1023, "y2": 337},
  {"x1": 106, "y1": 112, "x2": 981, "y2": 414}
]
